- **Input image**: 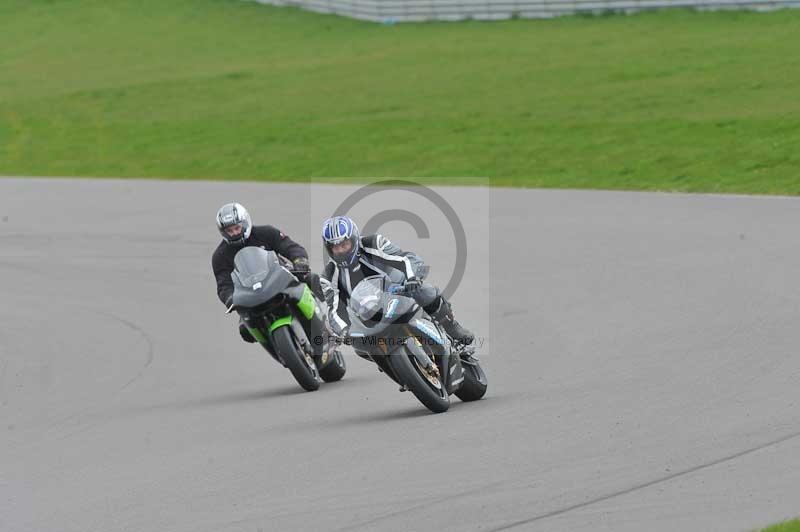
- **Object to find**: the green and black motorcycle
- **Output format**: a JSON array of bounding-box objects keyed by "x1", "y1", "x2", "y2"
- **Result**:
[{"x1": 226, "y1": 247, "x2": 346, "y2": 391}]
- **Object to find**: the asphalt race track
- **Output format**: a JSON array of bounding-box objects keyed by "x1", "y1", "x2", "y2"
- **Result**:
[{"x1": 2, "y1": 177, "x2": 799, "y2": 532}]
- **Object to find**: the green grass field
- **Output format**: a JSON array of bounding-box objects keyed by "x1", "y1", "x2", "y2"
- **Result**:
[
  {"x1": 763, "y1": 518, "x2": 800, "y2": 532},
  {"x1": 1, "y1": 0, "x2": 799, "y2": 193}
]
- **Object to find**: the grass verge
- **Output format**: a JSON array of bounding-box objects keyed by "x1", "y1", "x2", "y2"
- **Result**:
[
  {"x1": 1, "y1": 1, "x2": 799, "y2": 194},
  {"x1": 762, "y1": 518, "x2": 800, "y2": 532}
]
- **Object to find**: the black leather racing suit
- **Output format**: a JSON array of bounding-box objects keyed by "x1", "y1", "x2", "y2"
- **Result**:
[
  {"x1": 212, "y1": 225, "x2": 308, "y2": 306},
  {"x1": 320, "y1": 234, "x2": 439, "y2": 335}
]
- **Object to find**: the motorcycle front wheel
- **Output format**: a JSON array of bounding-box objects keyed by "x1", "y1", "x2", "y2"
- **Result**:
[
  {"x1": 271, "y1": 326, "x2": 321, "y2": 392},
  {"x1": 388, "y1": 347, "x2": 450, "y2": 413}
]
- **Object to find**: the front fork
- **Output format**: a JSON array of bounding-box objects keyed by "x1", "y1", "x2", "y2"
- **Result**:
[{"x1": 404, "y1": 323, "x2": 465, "y2": 394}]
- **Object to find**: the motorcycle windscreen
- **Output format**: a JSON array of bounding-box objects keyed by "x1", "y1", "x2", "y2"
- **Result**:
[
  {"x1": 348, "y1": 276, "x2": 383, "y2": 322},
  {"x1": 233, "y1": 247, "x2": 276, "y2": 287},
  {"x1": 347, "y1": 276, "x2": 416, "y2": 335},
  {"x1": 231, "y1": 247, "x2": 294, "y2": 308}
]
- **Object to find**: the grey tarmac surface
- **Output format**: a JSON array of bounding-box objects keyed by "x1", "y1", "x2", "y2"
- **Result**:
[{"x1": 1, "y1": 177, "x2": 799, "y2": 532}]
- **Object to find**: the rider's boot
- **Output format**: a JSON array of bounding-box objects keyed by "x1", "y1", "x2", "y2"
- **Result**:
[
  {"x1": 426, "y1": 296, "x2": 474, "y2": 347},
  {"x1": 239, "y1": 320, "x2": 257, "y2": 343}
]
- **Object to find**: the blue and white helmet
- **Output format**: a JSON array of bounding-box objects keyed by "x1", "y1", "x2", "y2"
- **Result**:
[
  {"x1": 322, "y1": 216, "x2": 360, "y2": 268},
  {"x1": 216, "y1": 203, "x2": 252, "y2": 246}
]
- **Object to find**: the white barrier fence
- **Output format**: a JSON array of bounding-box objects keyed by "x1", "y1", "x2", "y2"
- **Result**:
[{"x1": 255, "y1": 0, "x2": 800, "y2": 21}]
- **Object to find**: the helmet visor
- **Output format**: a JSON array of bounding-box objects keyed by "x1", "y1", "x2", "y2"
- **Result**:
[
  {"x1": 326, "y1": 236, "x2": 356, "y2": 264},
  {"x1": 223, "y1": 223, "x2": 244, "y2": 238}
]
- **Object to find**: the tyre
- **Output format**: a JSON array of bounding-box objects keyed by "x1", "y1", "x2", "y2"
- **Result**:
[
  {"x1": 454, "y1": 359, "x2": 487, "y2": 402},
  {"x1": 388, "y1": 347, "x2": 449, "y2": 413},
  {"x1": 319, "y1": 350, "x2": 346, "y2": 383},
  {"x1": 271, "y1": 326, "x2": 320, "y2": 391}
]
